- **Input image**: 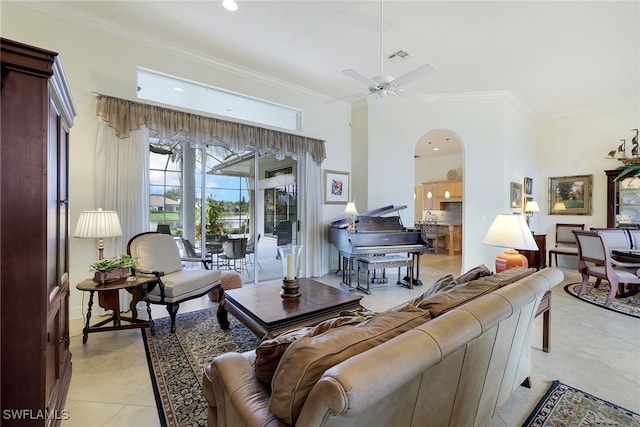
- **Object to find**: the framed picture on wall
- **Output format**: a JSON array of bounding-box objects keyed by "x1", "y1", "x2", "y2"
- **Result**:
[
  {"x1": 548, "y1": 174, "x2": 593, "y2": 215},
  {"x1": 323, "y1": 170, "x2": 350, "y2": 204},
  {"x1": 524, "y1": 177, "x2": 533, "y2": 195},
  {"x1": 510, "y1": 181, "x2": 523, "y2": 209}
]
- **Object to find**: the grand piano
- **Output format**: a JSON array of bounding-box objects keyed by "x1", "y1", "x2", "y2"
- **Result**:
[{"x1": 328, "y1": 205, "x2": 428, "y2": 289}]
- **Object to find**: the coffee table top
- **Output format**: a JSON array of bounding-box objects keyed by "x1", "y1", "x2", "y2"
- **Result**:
[{"x1": 222, "y1": 278, "x2": 362, "y2": 337}]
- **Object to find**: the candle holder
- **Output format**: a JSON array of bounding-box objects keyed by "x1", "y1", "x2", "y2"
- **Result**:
[{"x1": 277, "y1": 244, "x2": 303, "y2": 299}]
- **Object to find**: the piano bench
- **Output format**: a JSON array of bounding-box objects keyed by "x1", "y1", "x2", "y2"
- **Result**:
[{"x1": 357, "y1": 255, "x2": 414, "y2": 295}]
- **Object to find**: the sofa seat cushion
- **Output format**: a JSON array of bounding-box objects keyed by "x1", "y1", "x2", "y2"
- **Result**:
[
  {"x1": 147, "y1": 269, "x2": 221, "y2": 303},
  {"x1": 417, "y1": 266, "x2": 533, "y2": 317},
  {"x1": 269, "y1": 307, "x2": 431, "y2": 425}
]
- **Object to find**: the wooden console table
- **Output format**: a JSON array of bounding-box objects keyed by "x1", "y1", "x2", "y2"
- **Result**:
[
  {"x1": 76, "y1": 277, "x2": 157, "y2": 343},
  {"x1": 535, "y1": 290, "x2": 551, "y2": 353}
]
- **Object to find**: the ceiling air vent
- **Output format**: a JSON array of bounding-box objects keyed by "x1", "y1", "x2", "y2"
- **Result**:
[{"x1": 388, "y1": 50, "x2": 410, "y2": 63}]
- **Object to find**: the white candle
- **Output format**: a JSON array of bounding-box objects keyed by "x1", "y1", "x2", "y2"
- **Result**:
[{"x1": 286, "y1": 253, "x2": 295, "y2": 280}]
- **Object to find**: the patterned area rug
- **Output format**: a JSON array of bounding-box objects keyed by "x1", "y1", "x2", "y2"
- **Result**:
[
  {"x1": 142, "y1": 307, "x2": 260, "y2": 426},
  {"x1": 564, "y1": 282, "x2": 640, "y2": 318},
  {"x1": 522, "y1": 380, "x2": 640, "y2": 426}
]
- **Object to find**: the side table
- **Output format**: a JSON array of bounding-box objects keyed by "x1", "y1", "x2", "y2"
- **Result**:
[
  {"x1": 521, "y1": 234, "x2": 547, "y2": 270},
  {"x1": 76, "y1": 276, "x2": 157, "y2": 343}
]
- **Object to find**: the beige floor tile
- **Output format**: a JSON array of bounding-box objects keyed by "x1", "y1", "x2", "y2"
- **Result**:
[
  {"x1": 103, "y1": 405, "x2": 160, "y2": 427},
  {"x1": 62, "y1": 400, "x2": 124, "y2": 427}
]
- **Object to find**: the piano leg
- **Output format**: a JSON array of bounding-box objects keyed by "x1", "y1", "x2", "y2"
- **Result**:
[{"x1": 403, "y1": 253, "x2": 423, "y2": 287}]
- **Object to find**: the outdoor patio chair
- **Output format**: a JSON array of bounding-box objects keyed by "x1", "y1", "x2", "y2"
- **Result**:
[
  {"x1": 127, "y1": 232, "x2": 223, "y2": 332},
  {"x1": 181, "y1": 238, "x2": 212, "y2": 269},
  {"x1": 218, "y1": 237, "x2": 248, "y2": 273}
]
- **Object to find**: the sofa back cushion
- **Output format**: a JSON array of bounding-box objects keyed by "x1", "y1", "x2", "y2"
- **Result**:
[
  {"x1": 268, "y1": 307, "x2": 431, "y2": 425},
  {"x1": 417, "y1": 266, "x2": 533, "y2": 317}
]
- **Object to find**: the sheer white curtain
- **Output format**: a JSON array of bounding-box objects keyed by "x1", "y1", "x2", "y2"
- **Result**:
[
  {"x1": 297, "y1": 152, "x2": 323, "y2": 277},
  {"x1": 96, "y1": 120, "x2": 150, "y2": 312}
]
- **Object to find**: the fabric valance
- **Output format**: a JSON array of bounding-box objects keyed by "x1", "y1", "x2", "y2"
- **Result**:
[{"x1": 96, "y1": 95, "x2": 326, "y2": 165}]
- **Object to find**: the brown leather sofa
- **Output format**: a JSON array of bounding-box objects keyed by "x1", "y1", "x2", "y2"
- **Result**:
[{"x1": 202, "y1": 267, "x2": 564, "y2": 427}]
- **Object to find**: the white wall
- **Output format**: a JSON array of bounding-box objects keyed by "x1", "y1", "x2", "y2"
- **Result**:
[
  {"x1": 415, "y1": 153, "x2": 463, "y2": 184},
  {"x1": 357, "y1": 95, "x2": 534, "y2": 272},
  {"x1": 536, "y1": 103, "x2": 639, "y2": 257},
  {"x1": 2, "y1": 2, "x2": 351, "y2": 320}
]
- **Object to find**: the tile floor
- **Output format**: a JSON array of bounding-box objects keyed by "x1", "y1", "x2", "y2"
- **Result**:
[{"x1": 63, "y1": 256, "x2": 640, "y2": 426}]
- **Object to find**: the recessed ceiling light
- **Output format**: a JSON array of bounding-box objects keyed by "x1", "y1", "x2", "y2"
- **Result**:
[
  {"x1": 174, "y1": 87, "x2": 183, "y2": 92},
  {"x1": 433, "y1": 148, "x2": 440, "y2": 151},
  {"x1": 222, "y1": 0, "x2": 238, "y2": 11}
]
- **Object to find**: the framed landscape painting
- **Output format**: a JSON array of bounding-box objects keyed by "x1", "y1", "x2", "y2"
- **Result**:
[
  {"x1": 548, "y1": 174, "x2": 593, "y2": 215},
  {"x1": 323, "y1": 170, "x2": 349, "y2": 204}
]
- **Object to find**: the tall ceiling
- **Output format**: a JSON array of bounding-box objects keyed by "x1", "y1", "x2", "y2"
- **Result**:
[{"x1": 25, "y1": 1, "x2": 639, "y2": 121}]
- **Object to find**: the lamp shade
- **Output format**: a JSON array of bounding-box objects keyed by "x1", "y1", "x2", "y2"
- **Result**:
[
  {"x1": 524, "y1": 200, "x2": 540, "y2": 213},
  {"x1": 553, "y1": 202, "x2": 566, "y2": 211},
  {"x1": 74, "y1": 209, "x2": 122, "y2": 238},
  {"x1": 343, "y1": 202, "x2": 358, "y2": 216},
  {"x1": 482, "y1": 214, "x2": 538, "y2": 251}
]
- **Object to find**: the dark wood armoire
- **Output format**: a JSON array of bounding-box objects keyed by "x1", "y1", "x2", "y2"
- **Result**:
[{"x1": 1, "y1": 38, "x2": 76, "y2": 425}]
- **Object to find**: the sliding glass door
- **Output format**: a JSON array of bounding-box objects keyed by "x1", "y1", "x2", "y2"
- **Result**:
[{"x1": 149, "y1": 137, "x2": 297, "y2": 284}]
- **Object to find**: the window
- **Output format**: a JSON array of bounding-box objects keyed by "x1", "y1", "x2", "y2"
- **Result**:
[{"x1": 137, "y1": 67, "x2": 302, "y2": 131}]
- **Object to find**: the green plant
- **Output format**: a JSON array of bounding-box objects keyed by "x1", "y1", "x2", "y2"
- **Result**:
[{"x1": 90, "y1": 254, "x2": 136, "y2": 272}]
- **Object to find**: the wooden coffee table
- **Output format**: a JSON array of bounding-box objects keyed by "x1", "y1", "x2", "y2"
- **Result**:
[{"x1": 218, "y1": 278, "x2": 363, "y2": 338}]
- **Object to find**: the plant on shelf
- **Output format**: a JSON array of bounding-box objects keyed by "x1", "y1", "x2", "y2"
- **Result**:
[{"x1": 90, "y1": 254, "x2": 136, "y2": 283}]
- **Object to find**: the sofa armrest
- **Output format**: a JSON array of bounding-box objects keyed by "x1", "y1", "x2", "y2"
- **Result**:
[{"x1": 202, "y1": 352, "x2": 287, "y2": 427}]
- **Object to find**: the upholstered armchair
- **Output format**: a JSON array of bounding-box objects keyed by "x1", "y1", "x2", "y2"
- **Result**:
[{"x1": 127, "y1": 232, "x2": 223, "y2": 332}]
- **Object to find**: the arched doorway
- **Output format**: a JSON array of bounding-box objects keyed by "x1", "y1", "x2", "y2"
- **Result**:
[{"x1": 414, "y1": 129, "x2": 464, "y2": 269}]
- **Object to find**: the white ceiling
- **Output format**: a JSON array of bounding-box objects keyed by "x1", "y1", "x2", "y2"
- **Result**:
[{"x1": 26, "y1": 0, "x2": 639, "y2": 157}]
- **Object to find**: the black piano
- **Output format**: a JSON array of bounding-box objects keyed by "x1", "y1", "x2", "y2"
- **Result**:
[{"x1": 328, "y1": 204, "x2": 428, "y2": 289}]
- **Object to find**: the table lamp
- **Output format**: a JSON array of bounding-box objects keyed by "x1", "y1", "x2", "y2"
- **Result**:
[
  {"x1": 524, "y1": 200, "x2": 540, "y2": 227},
  {"x1": 74, "y1": 209, "x2": 122, "y2": 259},
  {"x1": 482, "y1": 214, "x2": 538, "y2": 272},
  {"x1": 344, "y1": 201, "x2": 358, "y2": 232},
  {"x1": 553, "y1": 202, "x2": 566, "y2": 212}
]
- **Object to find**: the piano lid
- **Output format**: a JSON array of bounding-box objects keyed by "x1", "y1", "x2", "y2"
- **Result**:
[{"x1": 329, "y1": 204, "x2": 408, "y2": 229}]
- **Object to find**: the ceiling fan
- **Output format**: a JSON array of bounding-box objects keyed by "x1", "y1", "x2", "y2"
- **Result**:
[{"x1": 328, "y1": 0, "x2": 436, "y2": 104}]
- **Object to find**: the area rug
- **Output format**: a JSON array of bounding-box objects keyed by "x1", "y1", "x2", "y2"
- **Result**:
[
  {"x1": 142, "y1": 307, "x2": 261, "y2": 426},
  {"x1": 564, "y1": 282, "x2": 640, "y2": 318},
  {"x1": 522, "y1": 380, "x2": 640, "y2": 426}
]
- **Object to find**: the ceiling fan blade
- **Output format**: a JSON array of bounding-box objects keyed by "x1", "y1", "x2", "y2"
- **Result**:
[
  {"x1": 326, "y1": 91, "x2": 369, "y2": 104},
  {"x1": 392, "y1": 64, "x2": 436, "y2": 87},
  {"x1": 342, "y1": 69, "x2": 377, "y2": 87}
]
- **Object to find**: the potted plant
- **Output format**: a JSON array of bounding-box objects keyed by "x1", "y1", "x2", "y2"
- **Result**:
[{"x1": 90, "y1": 254, "x2": 136, "y2": 283}]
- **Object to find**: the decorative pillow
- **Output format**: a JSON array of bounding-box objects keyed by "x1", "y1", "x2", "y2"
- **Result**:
[
  {"x1": 455, "y1": 264, "x2": 492, "y2": 284},
  {"x1": 254, "y1": 315, "x2": 372, "y2": 384},
  {"x1": 268, "y1": 307, "x2": 431, "y2": 425}
]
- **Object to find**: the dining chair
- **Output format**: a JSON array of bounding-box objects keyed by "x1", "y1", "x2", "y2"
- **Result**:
[
  {"x1": 573, "y1": 230, "x2": 640, "y2": 307},
  {"x1": 245, "y1": 233, "x2": 261, "y2": 269},
  {"x1": 548, "y1": 223, "x2": 584, "y2": 267},
  {"x1": 181, "y1": 238, "x2": 212, "y2": 270}
]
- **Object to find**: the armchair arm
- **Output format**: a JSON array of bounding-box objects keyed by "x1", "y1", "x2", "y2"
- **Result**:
[{"x1": 610, "y1": 258, "x2": 640, "y2": 269}]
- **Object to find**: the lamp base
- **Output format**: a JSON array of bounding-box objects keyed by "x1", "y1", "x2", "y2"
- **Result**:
[{"x1": 495, "y1": 249, "x2": 529, "y2": 273}]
